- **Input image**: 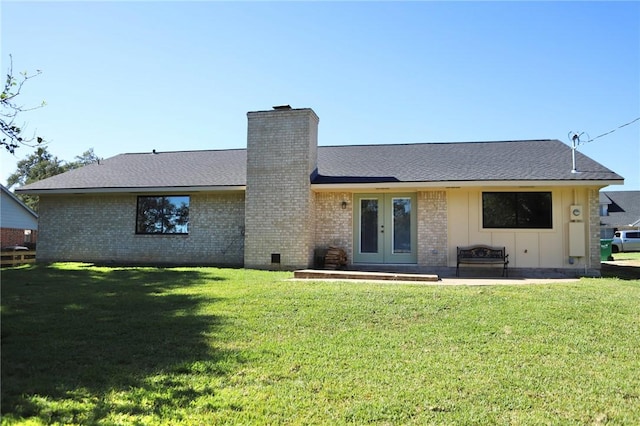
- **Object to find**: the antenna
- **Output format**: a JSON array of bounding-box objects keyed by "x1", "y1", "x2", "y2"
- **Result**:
[
  {"x1": 568, "y1": 131, "x2": 583, "y2": 173},
  {"x1": 568, "y1": 117, "x2": 639, "y2": 173}
]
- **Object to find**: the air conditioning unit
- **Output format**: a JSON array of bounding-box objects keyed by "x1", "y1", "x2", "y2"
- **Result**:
[{"x1": 570, "y1": 205, "x2": 583, "y2": 221}]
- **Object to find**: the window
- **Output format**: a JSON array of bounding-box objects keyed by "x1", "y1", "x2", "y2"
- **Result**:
[
  {"x1": 600, "y1": 204, "x2": 609, "y2": 216},
  {"x1": 136, "y1": 196, "x2": 190, "y2": 234},
  {"x1": 482, "y1": 192, "x2": 552, "y2": 229}
]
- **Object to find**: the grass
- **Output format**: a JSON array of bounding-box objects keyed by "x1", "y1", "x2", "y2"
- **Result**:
[
  {"x1": 603, "y1": 252, "x2": 640, "y2": 280},
  {"x1": 610, "y1": 251, "x2": 640, "y2": 262},
  {"x1": 2, "y1": 263, "x2": 639, "y2": 425}
]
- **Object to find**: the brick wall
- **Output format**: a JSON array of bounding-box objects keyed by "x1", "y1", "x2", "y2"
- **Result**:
[
  {"x1": 417, "y1": 191, "x2": 448, "y2": 266},
  {"x1": 1, "y1": 227, "x2": 37, "y2": 247},
  {"x1": 313, "y1": 191, "x2": 448, "y2": 268},
  {"x1": 314, "y1": 192, "x2": 353, "y2": 262},
  {"x1": 36, "y1": 192, "x2": 245, "y2": 265},
  {"x1": 244, "y1": 108, "x2": 319, "y2": 269},
  {"x1": 588, "y1": 187, "x2": 602, "y2": 274}
]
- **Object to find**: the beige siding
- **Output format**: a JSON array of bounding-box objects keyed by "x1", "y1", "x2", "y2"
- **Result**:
[
  {"x1": 446, "y1": 186, "x2": 601, "y2": 272},
  {"x1": 514, "y1": 233, "x2": 540, "y2": 268},
  {"x1": 539, "y1": 232, "x2": 563, "y2": 268},
  {"x1": 447, "y1": 190, "x2": 470, "y2": 253}
]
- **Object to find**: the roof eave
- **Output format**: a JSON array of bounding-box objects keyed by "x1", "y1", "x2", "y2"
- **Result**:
[
  {"x1": 15, "y1": 179, "x2": 625, "y2": 194},
  {"x1": 311, "y1": 179, "x2": 625, "y2": 191},
  {"x1": 15, "y1": 185, "x2": 247, "y2": 195}
]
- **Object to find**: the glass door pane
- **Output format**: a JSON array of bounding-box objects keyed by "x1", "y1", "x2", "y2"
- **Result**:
[
  {"x1": 353, "y1": 195, "x2": 384, "y2": 263},
  {"x1": 383, "y1": 194, "x2": 417, "y2": 264},
  {"x1": 360, "y1": 199, "x2": 378, "y2": 253},
  {"x1": 392, "y1": 197, "x2": 411, "y2": 254},
  {"x1": 353, "y1": 193, "x2": 416, "y2": 264}
]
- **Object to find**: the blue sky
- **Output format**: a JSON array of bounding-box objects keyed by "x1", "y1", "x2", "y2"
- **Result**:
[{"x1": 2, "y1": 1, "x2": 639, "y2": 190}]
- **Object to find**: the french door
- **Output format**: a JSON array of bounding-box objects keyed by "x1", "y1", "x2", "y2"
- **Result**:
[{"x1": 353, "y1": 193, "x2": 417, "y2": 264}]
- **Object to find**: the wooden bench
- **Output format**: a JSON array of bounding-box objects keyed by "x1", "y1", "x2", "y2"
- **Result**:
[{"x1": 456, "y1": 245, "x2": 509, "y2": 277}]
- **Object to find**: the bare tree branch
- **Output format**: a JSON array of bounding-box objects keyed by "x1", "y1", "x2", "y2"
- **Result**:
[{"x1": 1, "y1": 54, "x2": 47, "y2": 154}]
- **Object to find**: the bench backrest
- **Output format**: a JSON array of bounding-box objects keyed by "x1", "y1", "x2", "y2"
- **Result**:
[{"x1": 457, "y1": 245, "x2": 505, "y2": 259}]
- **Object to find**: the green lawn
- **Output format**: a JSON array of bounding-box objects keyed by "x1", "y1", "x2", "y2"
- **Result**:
[
  {"x1": 611, "y1": 251, "x2": 640, "y2": 262},
  {"x1": 2, "y1": 263, "x2": 639, "y2": 425}
]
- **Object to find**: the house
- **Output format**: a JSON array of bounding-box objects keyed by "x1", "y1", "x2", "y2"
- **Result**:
[
  {"x1": 1, "y1": 184, "x2": 38, "y2": 248},
  {"x1": 599, "y1": 191, "x2": 640, "y2": 237},
  {"x1": 16, "y1": 106, "x2": 624, "y2": 276}
]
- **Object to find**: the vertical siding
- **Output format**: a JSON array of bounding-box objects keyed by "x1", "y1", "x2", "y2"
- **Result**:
[{"x1": 446, "y1": 186, "x2": 601, "y2": 272}]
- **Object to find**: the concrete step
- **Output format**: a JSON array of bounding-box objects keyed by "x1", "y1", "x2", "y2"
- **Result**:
[{"x1": 294, "y1": 269, "x2": 439, "y2": 282}]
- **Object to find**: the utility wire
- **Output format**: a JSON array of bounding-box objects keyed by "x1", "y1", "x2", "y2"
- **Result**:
[
  {"x1": 568, "y1": 116, "x2": 639, "y2": 173},
  {"x1": 581, "y1": 116, "x2": 640, "y2": 145}
]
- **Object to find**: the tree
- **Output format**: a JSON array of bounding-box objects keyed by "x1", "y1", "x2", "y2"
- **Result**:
[
  {"x1": 67, "y1": 148, "x2": 100, "y2": 170},
  {"x1": 1, "y1": 55, "x2": 46, "y2": 154},
  {"x1": 6, "y1": 146, "x2": 99, "y2": 212},
  {"x1": 6, "y1": 147, "x2": 66, "y2": 212}
]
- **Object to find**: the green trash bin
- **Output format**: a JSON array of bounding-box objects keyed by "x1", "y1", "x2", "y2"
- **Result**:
[{"x1": 600, "y1": 239, "x2": 613, "y2": 261}]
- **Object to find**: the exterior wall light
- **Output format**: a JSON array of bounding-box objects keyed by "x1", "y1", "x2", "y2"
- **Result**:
[{"x1": 341, "y1": 201, "x2": 348, "y2": 210}]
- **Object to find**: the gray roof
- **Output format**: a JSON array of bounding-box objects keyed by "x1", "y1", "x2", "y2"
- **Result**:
[
  {"x1": 600, "y1": 191, "x2": 640, "y2": 228},
  {"x1": 315, "y1": 139, "x2": 621, "y2": 184},
  {"x1": 18, "y1": 149, "x2": 247, "y2": 192},
  {"x1": 17, "y1": 139, "x2": 623, "y2": 193}
]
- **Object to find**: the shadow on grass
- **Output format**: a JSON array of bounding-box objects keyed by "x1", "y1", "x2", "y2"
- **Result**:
[
  {"x1": 601, "y1": 263, "x2": 640, "y2": 280},
  {"x1": 1, "y1": 264, "x2": 236, "y2": 423}
]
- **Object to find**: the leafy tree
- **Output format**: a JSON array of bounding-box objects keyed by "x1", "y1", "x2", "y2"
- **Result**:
[
  {"x1": 7, "y1": 147, "x2": 66, "y2": 188},
  {"x1": 6, "y1": 147, "x2": 99, "y2": 212},
  {"x1": 6, "y1": 147, "x2": 65, "y2": 212},
  {"x1": 1, "y1": 55, "x2": 46, "y2": 154},
  {"x1": 68, "y1": 148, "x2": 100, "y2": 169}
]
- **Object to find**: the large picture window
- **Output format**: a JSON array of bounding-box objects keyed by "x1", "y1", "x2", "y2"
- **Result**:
[
  {"x1": 136, "y1": 196, "x2": 190, "y2": 234},
  {"x1": 482, "y1": 192, "x2": 552, "y2": 229}
]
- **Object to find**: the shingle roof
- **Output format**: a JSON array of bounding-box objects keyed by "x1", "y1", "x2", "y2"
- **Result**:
[
  {"x1": 18, "y1": 149, "x2": 247, "y2": 191},
  {"x1": 600, "y1": 191, "x2": 640, "y2": 228},
  {"x1": 315, "y1": 139, "x2": 621, "y2": 184},
  {"x1": 17, "y1": 139, "x2": 623, "y2": 193}
]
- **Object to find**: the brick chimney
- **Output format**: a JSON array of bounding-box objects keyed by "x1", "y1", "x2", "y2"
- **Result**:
[{"x1": 244, "y1": 106, "x2": 319, "y2": 269}]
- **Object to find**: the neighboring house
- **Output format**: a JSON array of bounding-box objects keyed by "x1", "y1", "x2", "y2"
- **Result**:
[
  {"x1": 1, "y1": 184, "x2": 38, "y2": 248},
  {"x1": 17, "y1": 106, "x2": 624, "y2": 276},
  {"x1": 600, "y1": 191, "x2": 640, "y2": 238}
]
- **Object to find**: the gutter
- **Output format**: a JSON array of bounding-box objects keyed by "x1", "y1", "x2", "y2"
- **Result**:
[
  {"x1": 15, "y1": 185, "x2": 247, "y2": 195},
  {"x1": 311, "y1": 179, "x2": 625, "y2": 191},
  {"x1": 15, "y1": 180, "x2": 625, "y2": 195}
]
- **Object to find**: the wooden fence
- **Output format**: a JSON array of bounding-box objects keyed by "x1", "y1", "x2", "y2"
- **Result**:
[{"x1": 1, "y1": 250, "x2": 36, "y2": 267}]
